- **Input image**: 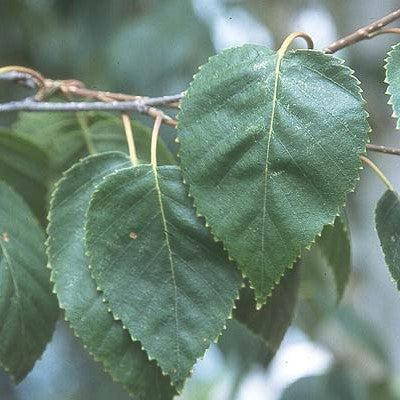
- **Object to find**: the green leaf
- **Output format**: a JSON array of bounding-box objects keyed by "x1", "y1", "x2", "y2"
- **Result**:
[
  {"x1": 13, "y1": 112, "x2": 174, "y2": 181},
  {"x1": 86, "y1": 165, "x2": 241, "y2": 386},
  {"x1": 375, "y1": 190, "x2": 400, "y2": 289},
  {"x1": 316, "y1": 214, "x2": 351, "y2": 300},
  {"x1": 234, "y1": 262, "x2": 300, "y2": 354},
  {"x1": 295, "y1": 247, "x2": 338, "y2": 337},
  {"x1": 47, "y1": 152, "x2": 175, "y2": 400},
  {"x1": 385, "y1": 42, "x2": 400, "y2": 129},
  {"x1": 218, "y1": 319, "x2": 275, "y2": 370},
  {"x1": 177, "y1": 45, "x2": 368, "y2": 305},
  {"x1": 0, "y1": 129, "x2": 49, "y2": 221},
  {"x1": 0, "y1": 182, "x2": 58, "y2": 382}
]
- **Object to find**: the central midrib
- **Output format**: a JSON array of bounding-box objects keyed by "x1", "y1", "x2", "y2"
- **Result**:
[
  {"x1": 152, "y1": 166, "x2": 180, "y2": 375},
  {"x1": 260, "y1": 51, "x2": 284, "y2": 297}
]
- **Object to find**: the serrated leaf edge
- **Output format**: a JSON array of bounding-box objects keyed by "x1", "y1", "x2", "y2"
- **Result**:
[{"x1": 176, "y1": 45, "x2": 370, "y2": 308}]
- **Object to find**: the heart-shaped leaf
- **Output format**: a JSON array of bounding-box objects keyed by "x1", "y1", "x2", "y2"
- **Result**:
[
  {"x1": 177, "y1": 44, "x2": 368, "y2": 305},
  {"x1": 385, "y1": 43, "x2": 400, "y2": 129},
  {"x1": 47, "y1": 152, "x2": 175, "y2": 399},
  {"x1": 86, "y1": 165, "x2": 241, "y2": 386},
  {"x1": 375, "y1": 190, "x2": 400, "y2": 289},
  {"x1": 0, "y1": 182, "x2": 58, "y2": 382}
]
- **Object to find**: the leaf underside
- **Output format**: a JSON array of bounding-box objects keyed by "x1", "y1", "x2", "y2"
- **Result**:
[
  {"x1": 86, "y1": 165, "x2": 241, "y2": 386},
  {"x1": 178, "y1": 45, "x2": 368, "y2": 305},
  {"x1": 375, "y1": 190, "x2": 400, "y2": 290},
  {"x1": 0, "y1": 182, "x2": 58, "y2": 382},
  {"x1": 385, "y1": 43, "x2": 400, "y2": 129},
  {"x1": 47, "y1": 152, "x2": 175, "y2": 400}
]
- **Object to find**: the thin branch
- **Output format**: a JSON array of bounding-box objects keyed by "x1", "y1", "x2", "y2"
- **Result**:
[
  {"x1": 367, "y1": 27, "x2": 400, "y2": 39},
  {"x1": 0, "y1": 71, "x2": 38, "y2": 89},
  {"x1": 0, "y1": 97, "x2": 179, "y2": 127},
  {"x1": 325, "y1": 8, "x2": 400, "y2": 53},
  {"x1": 367, "y1": 143, "x2": 400, "y2": 156}
]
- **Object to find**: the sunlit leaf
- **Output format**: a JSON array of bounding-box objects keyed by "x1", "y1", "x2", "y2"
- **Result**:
[
  {"x1": 86, "y1": 165, "x2": 241, "y2": 386},
  {"x1": 178, "y1": 45, "x2": 368, "y2": 305},
  {"x1": 0, "y1": 182, "x2": 58, "y2": 382}
]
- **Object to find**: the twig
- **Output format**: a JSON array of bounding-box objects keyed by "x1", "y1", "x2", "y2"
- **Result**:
[
  {"x1": 367, "y1": 143, "x2": 400, "y2": 156},
  {"x1": 0, "y1": 97, "x2": 179, "y2": 127},
  {"x1": 325, "y1": 8, "x2": 400, "y2": 53},
  {"x1": 367, "y1": 27, "x2": 400, "y2": 39}
]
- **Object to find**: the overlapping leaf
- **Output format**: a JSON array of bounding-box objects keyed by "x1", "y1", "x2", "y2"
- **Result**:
[
  {"x1": 234, "y1": 263, "x2": 300, "y2": 354},
  {"x1": 375, "y1": 190, "x2": 400, "y2": 289},
  {"x1": 385, "y1": 43, "x2": 400, "y2": 129},
  {"x1": 0, "y1": 182, "x2": 58, "y2": 382},
  {"x1": 178, "y1": 45, "x2": 368, "y2": 305},
  {"x1": 86, "y1": 165, "x2": 241, "y2": 386},
  {"x1": 13, "y1": 112, "x2": 174, "y2": 183},
  {"x1": 0, "y1": 129, "x2": 49, "y2": 221},
  {"x1": 315, "y1": 214, "x2": 351, "y2": 300},
  {"x1": 47, "y1": 152, "x2": 175, "y2": 399}
]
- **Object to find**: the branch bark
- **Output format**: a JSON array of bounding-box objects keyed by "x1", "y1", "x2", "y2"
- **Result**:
[{"x1": 325, "y1": 8, "x2": 400, "y2": 53}]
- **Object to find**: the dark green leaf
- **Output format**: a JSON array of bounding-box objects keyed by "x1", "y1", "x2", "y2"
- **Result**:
[
  {"x1": 47, "y1": 152, "x2": 175, "y2": 399},
  {"x1": 177, "y1": 45, "x2": 368, "y2": 305},
  {"x1": 86, "y1": 165, "x2": 241, "y2": 386},
  {"x1": 234, "y1": 263, "x2": 300, "y2": 354},
  {"x1": 316, "y1": 214, "x2": 351, "y2": 300},
  {"x1": 13, "y1": 112, "x2": 174, "y2": 182},
  {"x1": 0, "y1": 182, "x2": 58, "y2": 382},
  {"x1": 375, "y1": 190, "x2": 400, "y2": 289},
  {"x1": 385, "y1": 43, "x2": 400, "y2": 129},
  {"x1": 218, "y1": 319, "x2": 275, "y2": 370},
  {"x1": 0, "y1": 129, "x2": 49, "y2": 221}
]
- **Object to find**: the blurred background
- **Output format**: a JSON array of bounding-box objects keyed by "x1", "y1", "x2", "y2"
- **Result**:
[{"x1": 0, "y1": 0, "x2": 400, "y2": 399}]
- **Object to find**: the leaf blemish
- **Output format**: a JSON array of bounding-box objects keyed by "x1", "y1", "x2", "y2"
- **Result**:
[
  {"x1": 1, "y1": 232, "x2": 9, "y2": 242},
  {"x1": 129, "y1": 231, "x2": 138, "y2": 240}
]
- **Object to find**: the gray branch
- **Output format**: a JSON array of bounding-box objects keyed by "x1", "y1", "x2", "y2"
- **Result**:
[{"x1": 0, "y1": 94, "x2": 184, "y2": 114}]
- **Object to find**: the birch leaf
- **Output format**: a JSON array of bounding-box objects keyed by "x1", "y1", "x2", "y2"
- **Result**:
[
  {"x1": 0, "y1": 182, "x2": 58, "y2": 382},
  {"x1": 385, "y1": 42, "x2": 400, "y2": 129},
  {"x1": 47, "y1": 152, "x2": 175, "y2": 399},
  {"x1": 178, "y1": 45, "x2": 368, "y2": 305},
  {"x1": 375, "y1": 190, "x2": 400, "y2": 289},
  {"x1": 86, "y1": 165, "x2": 241, "y2": 386}
]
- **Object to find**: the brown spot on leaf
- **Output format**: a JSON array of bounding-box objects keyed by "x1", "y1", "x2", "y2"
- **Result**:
[
  {"x1": 129, "y1": 231, "x2": 138, "y2": 240},
  {"x1": 1, "y1": 232, "x2": 9, "y2": 242}
]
